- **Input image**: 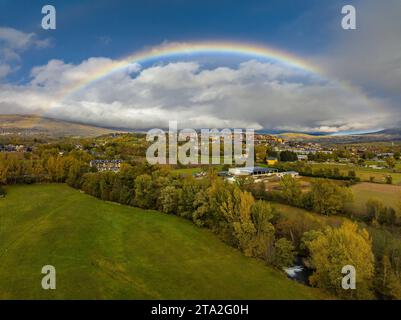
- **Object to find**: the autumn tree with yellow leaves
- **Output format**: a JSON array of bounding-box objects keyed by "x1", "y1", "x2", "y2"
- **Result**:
[{"x1": 307, "y1": 221, "x2": 375, "y2": 299}]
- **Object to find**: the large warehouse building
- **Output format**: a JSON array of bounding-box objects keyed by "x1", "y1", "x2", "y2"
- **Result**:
[{"x1": 228, "y1": 166, "x2": 278, "y2": 176}]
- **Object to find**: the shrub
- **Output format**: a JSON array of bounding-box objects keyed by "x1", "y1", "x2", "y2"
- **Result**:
[{"x1": 273, "y1": 238, "x2": 295, "y2": 268}]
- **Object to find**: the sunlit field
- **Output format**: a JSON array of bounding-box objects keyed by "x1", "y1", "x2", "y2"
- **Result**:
[{"x1": 0, "y1": 184, "x2": 327, "y2": 299}]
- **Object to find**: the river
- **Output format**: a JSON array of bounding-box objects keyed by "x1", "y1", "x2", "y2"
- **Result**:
[{"x1": 283, "y1": 256, "x2": 313, "y2": 285}]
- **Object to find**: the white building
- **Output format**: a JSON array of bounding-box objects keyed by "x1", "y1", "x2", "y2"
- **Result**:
[
  {"x1": 276, "y1": 171, "x2": 300, "y2": 178},
  {"x1": 228, "y1": 166, "x2": 278, "y2": 177}
]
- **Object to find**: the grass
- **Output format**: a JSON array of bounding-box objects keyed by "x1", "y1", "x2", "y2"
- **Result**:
[
  {"x1": 171, "y1": 167, "x2": 202, "y2": 175},
  {"x1": 272, "y1": 203, "x2": 345, "y2": 228},
  {"x1": 0, "y1": 184, "x2": 327, "y2": 299},
  {"x1": 347, "y1": 182, "x2": 401, "y2": 218},
  {"x1": 309, "y1": 163, "x2": 401, "y2": 185}
]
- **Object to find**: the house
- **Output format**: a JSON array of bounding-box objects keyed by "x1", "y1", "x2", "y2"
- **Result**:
[
  {"x1": 89, "y1": 159, "x2": 123, "y2": 172},
  {"x1": 0, "y1": 144, "x2": 31, "y2": 153},
  {"x1": 228, "y1": 166, "x2": 278, "y2": 177},
  {"x1": 266, "y1": 157, "x2": 278, "y2": 166}
]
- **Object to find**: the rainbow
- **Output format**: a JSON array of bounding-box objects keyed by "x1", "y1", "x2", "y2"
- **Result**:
[
  {"x1": 46, "y1": 40, "x2": 375, "y2": 129},
  {"x1": 56, "y1": 41, "x2": 321, "y2": 103}
]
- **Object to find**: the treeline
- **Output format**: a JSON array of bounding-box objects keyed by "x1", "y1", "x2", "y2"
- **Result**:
[
  {"x1": 0, "y1": 152, "x2": 91, "y2": 185},
  {"x1": 74, "y1": 165, "x2": 296, "y2": 269},
  {"x1": 365, "y1": 199, "x2": 400, "y2": 227},
  {"x1": 275, "y1": 161, "x2": 360, "y2": 182},
  {"x1": 249, "y1": 175, "x2": 353, "y2": 216}
]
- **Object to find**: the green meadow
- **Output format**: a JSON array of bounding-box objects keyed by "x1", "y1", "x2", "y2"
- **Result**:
[{"x1": 0, "y1": 184, "x2": 326, "y2": 299}]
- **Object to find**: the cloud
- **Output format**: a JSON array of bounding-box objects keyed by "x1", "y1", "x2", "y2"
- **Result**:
[
  {"x1": 0, "y1": 26, "x2": 50, "y2": 79},
  {"x1": 314, "y1": 0, "x2": 401, "y2": 124},
  {"x1": 0, "y1": 56, "x2": 392, "y2": 132},
  {"x1": 0, "y1": 64, "x2": 12, "y2": 78}
]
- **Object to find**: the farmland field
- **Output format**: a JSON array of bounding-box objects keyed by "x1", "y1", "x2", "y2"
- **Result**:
[
  {"x1": 0, "y1": 184, "x2": 326, "y2": 299},
  {"x1": 347, "y1": 182, "x2": 401, "y2": 218},
  {"x1": 309, "y1": 163, "x2": 401, "y2": 185}
]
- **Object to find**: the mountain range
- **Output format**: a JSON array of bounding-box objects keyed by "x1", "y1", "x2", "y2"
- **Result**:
[
  {"x1": 1, "y1": 114, "x2": 401, "y2": 142},
  {"x1": 0, "y1": 114, "x2": 125, "y2": 138}
]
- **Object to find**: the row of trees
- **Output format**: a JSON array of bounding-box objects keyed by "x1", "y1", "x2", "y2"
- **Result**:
[
  {"x1": 76, "y1": 165, "x2": 295, "y2": 269},
  {"x1": 366, "y1": 199, "x2": 400, "y2": 226},
  {"x1": 275, "y1": 162, "x2": 360, "y2": 182},
  {"x1": 250, "y1": 175, "x2": 353, "y2": 216},
  {"x1": 0, "y1": 150, "x2": 92, "y2": 185}
]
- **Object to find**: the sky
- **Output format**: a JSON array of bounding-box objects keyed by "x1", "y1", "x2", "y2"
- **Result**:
[{"x1": 0, "y1": 0, "x2": 400, "y2": 133}]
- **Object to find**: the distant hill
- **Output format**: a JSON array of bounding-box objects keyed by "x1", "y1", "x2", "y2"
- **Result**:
[
  {"x1": 278, "y1": 132, "x2": 323, "y2": 140},
  {"x1": 278, "y1": 129, "x2": 401, "y2": 143},
  {"x1": 374, "y1": 128, "x2": 401, "y2": 136},
  {"x1": 0, "y1": 114, "x2": 125, "y2": 137}
]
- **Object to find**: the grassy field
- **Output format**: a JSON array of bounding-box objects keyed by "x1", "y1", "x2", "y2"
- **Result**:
[
  {"x1": 309, "y1": 163, "x2": 401, "y2": 185},
  {"x1": 0, "y1": 184, "x2": 327, "y2": 299},
  {"x1": 273, "y1": 203, "x2": 345, "y2": 228},
  {"x1": 271, "y1": 178, "x2": 401, "y2": 220},
  {"x1": 347, "y1": 182, "x2": 401, "y2": 218}
]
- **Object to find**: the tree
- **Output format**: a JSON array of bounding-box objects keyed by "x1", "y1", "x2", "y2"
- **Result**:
[
  {"x1": 307, "y1": 221, "x2": 375, "y2": 299},
  {"x1": 300, "y1": 229, "x2": 323, "y2": 257},
  {"x1": 348, "y1": 170, "x2": 356, "y2": 179},
  {"x1": 81, "y1": 172, "x2": 101, "y2": 198},
  {"x1": 177, "y1": 177, "x2": 203, "y2": 218},
  {"x1": 207, "y1": 179, "x2": 277, "y2": 257},
  {"x1": 385, "y1": 157, "x2": 396, "y2": 169},
  {"x1": 375, "y1": 255, "x2": 401, "y2": 300},
  {"x1": 366, "y1": 199, "x2": 383, "y2": 224},
  {"x1": 309, "y1": 180, "x2": 353, "y2": 215},
  {"x1": 279, "y1": 175, "x2": 302, "y2": 206},
  {"x1": 255, "y1": 145, "x2": 267, "y2": 163},
  {"x1": 279, "y1": 151, "x2": 298, "y2": 162},
  {"x1": 267, "y1": 150, "x2": 278, "y2": 158},
  {"x1": 366, "y1": 199, "x2": 398, "y2": 225},
  {"x1": 231, "y1": 189, "x2": 256, "y2": 256},
  {"x1": 192, "y1": 188, "x2": 210, "y2": 227},
  {"x1": 66, "y1": 160, "x2": 87, "y2": 188},
  {"x1": 247, "y1": 181, "x2": 267, "y2": 200},
  {"x1": 159, "y1": 186, "x2": 179, "y2": 214},
  {"x1": 251, "y1": 201, "x2": 275, "y2": 262},
  {"x1": 273, "y1": 238, "x2": 295, "y2": 268},
  {"x1": 134, "y1": 174, "x2": 156, "y2": 209}
]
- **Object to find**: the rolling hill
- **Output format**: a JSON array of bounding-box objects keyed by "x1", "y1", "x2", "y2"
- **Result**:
[
  {"x1": 279, "y1": 129, "x2": 401, "y2": 143},
  {"x1": 0, "y1": 184, "x2": 327, "y2": 299},
  {"x1": 0, "y1": 114, "x2": 124, "y2": 137}
]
